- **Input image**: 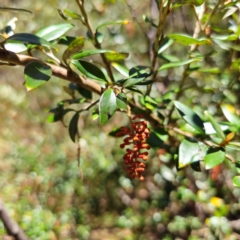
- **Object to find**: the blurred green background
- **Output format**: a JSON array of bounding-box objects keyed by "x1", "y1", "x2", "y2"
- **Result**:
[{"x1": 1, "y1": 1, "x2": 240, "y2": 239}]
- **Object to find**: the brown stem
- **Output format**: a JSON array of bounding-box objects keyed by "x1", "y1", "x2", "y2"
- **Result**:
[
  {"x1": 0, "y1": 198, "x2": 29, "y2": 240},
  {"x1": 0, "y1": 48, "x2": 102, "y2": 95}
]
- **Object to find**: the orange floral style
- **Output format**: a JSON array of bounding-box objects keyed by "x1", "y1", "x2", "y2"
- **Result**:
[{"x1": 116, "y1": 115, "x2": 151, "y2": 180}]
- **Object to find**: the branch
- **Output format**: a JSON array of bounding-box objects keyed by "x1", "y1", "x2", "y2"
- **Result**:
[
  {"x1": 0, "y1": 199, "x2": 29, "y2": 240},
  {"x1": 0, "y1": 48, "x2": 102, "y2": 95}
]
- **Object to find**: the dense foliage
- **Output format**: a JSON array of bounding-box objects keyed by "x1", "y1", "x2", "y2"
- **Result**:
[{"x1": 1, "y1": 0, "x2": 240, "y2": 239}]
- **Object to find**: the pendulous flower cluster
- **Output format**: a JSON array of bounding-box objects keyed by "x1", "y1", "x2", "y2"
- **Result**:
[{"x1": 116, "y1": 115, "x2": 151, "y2": 180}]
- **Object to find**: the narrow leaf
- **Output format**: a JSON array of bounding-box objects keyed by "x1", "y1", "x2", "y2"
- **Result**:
[
  {"x1": 174, "y1": 101, "x2": 205, "y2": 134},
  {"x1": 105, "y1": 52, "x2": 129, "y2": 61},
  {"x1": 97, "y1": 20, "x2": 130, "y2": 30},
  {"x1": 71, "y1": 49, "x2": 114, "y2": 60},
  {"x1": 24, "y1": 62, "x2": 52, "y2": 91},
  {"x1": 111, "y1": 62, "x2": 129, "y2": 77},
  {"x1": 168, "y1": 33, "x2": 212, "y2": 46},
  {"x1": 158, "y1": 58, "x2": 201, "y2": 71},
  {"x1": 204, "y1": 111, "x2": 225, "y2": 140},
  {"x1": 71, "y1": 60, "x2": 107, "y2": 82},
  {"x1": 69, "y1": 112, "x2": 80, "y2": 142},
  {"x1": 123, "y1": 77, "x2": 146, "y2": 87}
]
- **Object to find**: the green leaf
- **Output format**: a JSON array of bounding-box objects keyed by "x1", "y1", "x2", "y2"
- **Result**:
[
  {"x1": 24, "y1": 62, "x2": 52, "y2": 91},
  {"x1": 174, "y1": 101, "x2": 205, "y2": 134},
  {"x1": 5, "y1": 33, "x2": 55, "y2": 49},
  {"x1": 99, "y1": 89, "x2": 117, "y2": 125},
  {"x1": 168, "y1": 33, "x2": 212, "y2": 46},
  {"x1": 68, "y1": 83, "x2": 93, "y2": 100},
  {"x1": 62, "y1": 9, "x2": 83, "y2": 20},
  {"x1": 147, "y1": 128, "x2": 168, "y2": 148},
  {"x1": 221, "y1": 104, "x2": 240, "y2": 126},
  {"x1": 178, "y1": 139, "x2": 200, "y2": 168},
  {"x1": 203, "y1": 122, "x2": 229, "y2": 135},
  {"x1": 183, "y1": 0, "x2": 204, "y2": 6},
  {"x1": 233, "y1": 176, "x2": 240, "y2": 187},
  {"x1": 36, "y1": 23, "x2": 73, "y2": 42},
  {"x1": 63, "y1": 37, "x2": 85, "y2": 64},
  {"x1": 116, "y1": 93, "x2": 127, "y2": 110},
  {"x1": 105, "y1": 52, "x2": 129, "y2": 61},
  {"x1": 204, "y1": 111, "x2": 225, "y2": 140},
  {"x1": 158, "y1": 58, "x2": 202, "y2": 71},
  {"x1": 123, "y1": 77, "x2": 146, "y2": 87},
  {"x1": 97, "y1": 20, "x2": 130, "y2": 30},
  {"x1": 204, "y1": 147, "x2": 225, "y2": 170},
  {"x1": 111, "y1": 62, "x2": 129, "y2": 77},
  {"x1": 71, "y1": 60, "x2": 107, "y2": 82},
  {"x1": 4, "y1": 43, "x2": 27, "y2": 53},
  {"x1": 68, "y1": 112, "x2": 80, "y2": 142},
  {"x1": 129, "y1": 66, "x2": 152, "y2": 78},
  {"x1": 158, "y1": 37, "x2": 174, "y2": 54},
  {"x1": 71, "y1": 49, "x2": 114, "y2": 60}
]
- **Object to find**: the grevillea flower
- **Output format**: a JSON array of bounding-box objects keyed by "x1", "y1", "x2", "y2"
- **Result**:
[{"x1": 116, "y1": 114, "x2": 151, "y2": 180}]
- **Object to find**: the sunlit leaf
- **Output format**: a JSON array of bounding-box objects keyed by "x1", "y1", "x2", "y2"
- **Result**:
[
  {"x1": 123, "y1": 77, "x2": 146, "y2": 87},
  {"x1": 111, "y1": 62, "x2": 129, "y2": 77},
  {"x1": 221, "y1": 104, "x2": 240, "y2": 126},
  {"x1": 168, "y1": 33, "x2": 212, "y2": 46},
  {"x1": 36, "y1": 23, "x2": 73, "y2": 42},
  {"x1": 204, "y1": 111, "x2": 225, "y2": 140},
  {"x1": 178, "y1": 139, "x2": 200, "y2": 168},
  {"x1": 158, "y1": 58, "x2": 202, "y2": 71},
  {"x1": 158, "y1": 37, "x2": 174, "y2": 54},
  {"x1": 174, "y1": 101, "x2": 205, "y2": 134},
  {"x1": 71, "y1": 49, "x2": 114, "y2": 59},
  {"x1": 63, "y1": 37, "x2": 85, "y2": 64},
  {"x1": 99, "y1": 89, "x2": 117, "y2": 125},
  {"x1": 105, "y1": 52, "x2": 129, "y2": 61},
  {"x1": 24, "y1": 62, "x2": 52, "y2": 91},
  {"x1": 204, "y1": 147, "x2": 225, "y2": 170}
]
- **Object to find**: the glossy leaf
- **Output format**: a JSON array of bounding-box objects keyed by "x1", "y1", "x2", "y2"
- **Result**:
[
  {"x1": 203, "y1": 122, "x2": 229, "y2": 135},
  {"x1": 4, "y1": 43, "x2": 27, "y2": 53},
  {"x1": 178, "y1": 139, "x2": 200, "y2": 168},
  {"x1": 168, "y1": 34, "x2": 212, "y2": 46},
  {"x1": 63, "y1": 37, "x2": 85, "y2": 64},
  {"x1": 158, "y1": 58, "x2": 201, "y2": 71},
  {"x1": 233, "y1": 176, "x2": 240, "y2": 187},
  {"x1": 204, "y1": 147, "x2": 225, "y2": 170},
  {"x1": 111, "y1": 62, "x2": 129, "y2": 77},
  {"x1": 99, "y1": 89, "x2": 117, "y2": 125},
  {"x1": 204, "y1": 111, "x2": 225, "y2": 140},
  {"x1": 105, "y1": 52, "x2": 129, "y2": 61},
  {"x1": 63, "y1": 9, "x2": 83, "y2": 20},
  {"x1": 158, "y1": 37, "x2": 174, "y2": 54},
  {"x1": 174, "y1": 101, "x2": 205, "y2": 134},
  {"x1": 36, "y1": 23, "x2": 73, "y2": 42},
  {"x1": 5, "y1": 33, "x2": 55, "y2": 49},
  {"x1": 71, "y1": 60, "x2": 107, "y2": 82},
  {"x1": 68, "y1": 112, "x2": 80, "y2": 142},
  {"x1": 24, "y1": 62, "x2": 52, "y2": 91},
  {"x1": 221, "y1": 104, "x2": 240, "y2": 126},
  {"x1": 71, "y1": 49, "x2": 114, "y2": 60},
  {"x1": 147, "y1": 128, "x2": 168, "y2": 148}
]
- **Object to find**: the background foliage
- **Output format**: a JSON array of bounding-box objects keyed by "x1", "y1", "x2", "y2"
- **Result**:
[{"x1": 1, "y1": 0, "x2": 240, "y2": 239}]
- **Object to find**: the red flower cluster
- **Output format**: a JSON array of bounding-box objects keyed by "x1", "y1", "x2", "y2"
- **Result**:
[{"x1": 116, "y1": 115, "x2": 151, "y2": 180}]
